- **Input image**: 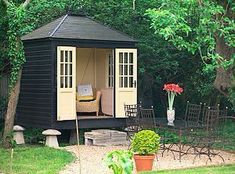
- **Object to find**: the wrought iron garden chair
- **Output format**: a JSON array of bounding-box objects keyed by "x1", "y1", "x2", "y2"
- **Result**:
[
  {"x1": 184, "y1": 101, "x2": 202, "y2": 126},
  {"x1": 124, "y1": 104, "x2": 142, "y2": 140},
  {"x1": 200, "y1": 103, "x2": 220, "y2": 124},
  {"x1": 182, "y1": 101, "x2": 202, "y2": 152},
  {"x1": 192, "y1": 107, "x2": 225, "y2": 163},
  {"x1": 139, "y1": 106, "x2": 156, "y2": 130}
]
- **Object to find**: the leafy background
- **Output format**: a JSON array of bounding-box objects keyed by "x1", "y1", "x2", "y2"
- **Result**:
[{"x1": 0, "y1": 0, "x2": 233, "y2": 119}]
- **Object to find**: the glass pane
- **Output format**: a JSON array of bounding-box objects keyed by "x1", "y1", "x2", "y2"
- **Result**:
[
  {"x1": 129, "y1": 65, "x2": 133, "y2": 75},
  {"x1": 69, "y1": 76, "x2": 72, "y2": 88},
  {"x1": 119, "y1": 53, "x2": 123, "y2": 63},
  {"x1": 110, "y1": 56, "x2": 113, "y2": 64},
  {"x1": 111, "y1": 66, "x2": 113, "y2": 75},
  {"x1": 60, "y1": 64, "x2": 64, "y2": 75},
  {"x1": 124, "y1": 53, "x2": 128, "y2": 63},
  {"x1": 65, "y1": 76, "x2": 68, "y2": 88},
  {"x1": 65, "y1": 51, "x2": 68, "y2": 62},
  {"x1": 129, "y1": 77, "x2": 133, "y2": 87},
  {"x1": 124, "y1": 65, "x2": 128, "y2": 75},
  {"x1": 129, "y1": 53, "x2": 133, "y2": 63},
  {"x1": 60, "y1": 77, "x2": 64, "y2": 88},
  {"x1": 124, "y1": 77, "x2": 128, "y2": 87},
  {"x1": 119, "y1": 77, "x2": 123, "y2": 87},
  {"x1": 69, "y1": 51, "x2": 72, "y2": 62},
  {"x1": 111, "y1": 78, "x2": 113, "y2": 87},
  {"x1": 65, "y1": 64, "x2": 68, "y2": 75},
  {"x1": 69, "y1": 64, "x2": 72, "y2": 75},
  {"x1": 60, "y1": 51, "x2": 64, "y2": 62},
  {"x1": 119, "y1": 65, "x2": 123, "y2": 75}
]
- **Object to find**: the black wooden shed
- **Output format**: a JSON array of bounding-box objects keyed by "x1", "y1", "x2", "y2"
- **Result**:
[{"x1": 16, "y1": 14, "x2": 138, "y2": 130}]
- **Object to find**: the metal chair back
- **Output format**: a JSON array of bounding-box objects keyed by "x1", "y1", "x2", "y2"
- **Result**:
[
  {"x1": 205, "y1": 108, "x2": 220, "y2": 132},
  {"x1": 184, "y1": 101, "x2": 202, "y2": 125},
  {"x1": 124, "y1": 104, "x2": 142, "y2": 139},
  {"x1": 139, "y1": 107, "x2": 156, "y2": 129},
  {"x1": 201, "y1": 103, "x2": 220, "y2": 124},
  {"x1": 124, "y1": 104, "x2": 140, "y2": 118}
]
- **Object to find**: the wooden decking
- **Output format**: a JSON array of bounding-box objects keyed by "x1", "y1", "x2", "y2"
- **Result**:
[{"x1": 77, "y1": 115, "x2": 114, "y2": 120}]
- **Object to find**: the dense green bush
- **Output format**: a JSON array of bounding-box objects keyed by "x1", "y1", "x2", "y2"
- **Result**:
[
  {"x1": 0, "y1": 96, "x2": 6, "y2": 116},
  {"x1": 24, "y1": 128, "x2": 45, "y2": 144},
  {"x1": 131, "y1": 130, "x2": 160, "y2": 155}
]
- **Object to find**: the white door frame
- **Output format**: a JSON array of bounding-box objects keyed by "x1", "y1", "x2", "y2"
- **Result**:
[
  {"x1": 115, "y1": 48, "x2": 137, "y2": 117},
  {"x1": 57, "y1": 46, "x2": 76, "y2": 121}
]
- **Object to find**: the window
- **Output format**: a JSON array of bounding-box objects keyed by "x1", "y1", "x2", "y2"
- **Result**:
[
  {"x1": 119, "y1": 52, "x2": 134, "y2": 88},
  {"x1": 60, "y1": 50, "x2": 73, "y2": 88},
  {"x1": 108, "y1": 52, "x2": 114, "y2": 87}
]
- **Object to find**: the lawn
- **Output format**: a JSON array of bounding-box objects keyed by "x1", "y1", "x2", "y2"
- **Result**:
[
  {"x1": 141, "y1": 164, "x2": 235, "y2": 174},
  {"x1": 0, "y1": 146, "x2": 75, "y2": 174}
]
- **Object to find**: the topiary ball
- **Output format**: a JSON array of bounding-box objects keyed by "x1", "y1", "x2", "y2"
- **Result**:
[{"x1": 131, "y1": 130, "x2": 160, "y2": 155}]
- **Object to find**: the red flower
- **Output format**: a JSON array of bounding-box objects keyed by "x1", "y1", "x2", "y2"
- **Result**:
[{"x1": 163, "y1": 83, "x2": 183, "y2": 94}]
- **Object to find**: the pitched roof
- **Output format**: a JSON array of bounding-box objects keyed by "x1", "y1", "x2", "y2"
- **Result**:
[{"x1": 22, "y1": 14, "x2": 137, "y2": 42}]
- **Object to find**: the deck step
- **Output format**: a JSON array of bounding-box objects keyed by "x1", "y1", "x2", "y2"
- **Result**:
[{"x1": 85, "y1": 129, "x2": 128, "y2": 146}]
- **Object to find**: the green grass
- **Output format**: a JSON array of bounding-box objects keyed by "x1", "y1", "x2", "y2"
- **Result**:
[
  {"x1": 141, "y1": 164, "x2": 235, "y2": 174},
  {"x1": 0, "y1": 146, "x2": 75, "y2": 174}
]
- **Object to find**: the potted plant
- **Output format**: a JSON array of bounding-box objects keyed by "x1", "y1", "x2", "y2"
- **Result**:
[{"x1": 131, "y1": 130, "x2": 160, "y2": 172}]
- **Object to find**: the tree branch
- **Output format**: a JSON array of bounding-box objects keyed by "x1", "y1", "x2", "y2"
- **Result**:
[
  {"x1": 2, "y1": 0, "x2": 10, "y2": 6},
  {"x1": 22, "y1": 0, "x2": 30, "y2": 8}
]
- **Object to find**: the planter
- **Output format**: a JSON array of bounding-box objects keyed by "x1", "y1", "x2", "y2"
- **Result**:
[
  {"x1": 167, "y1": 109, "x2": 175, "y2": 126},
  {"x1": 134, "y1": 154, "x2": 155, "y2": 172}
]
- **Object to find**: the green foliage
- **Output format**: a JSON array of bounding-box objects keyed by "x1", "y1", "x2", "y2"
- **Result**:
[
  {"x1": 2, "y1": 131, "x2": 17, "y2": 149},
  {"x1": 6, "y1": 3, "x2": 28, "y2": 89},
  {"x1": 104, "y1": 150, "x2": 133, "y2": 174},
  {"x1": 146, "y1": 0, "x2": 234, "y2": 71},
  {"x1": 146, "y1": 0, "x2": 235, "y2": 111},
  {"x1": 131, "y1": 130, "x2": 160, "y2": 156},
  {"x1": 0, "y1": 96, "x2": 7, "y2": 113},
  {"x1": 24, "y1": 128, "x2": 45, "y2": 144},
  {"x1": 1, "y1": 0, "x2": 233, "y2": 119},
  {"x1": 4, "y1": 0, "x2": 71, "y2": 90}
]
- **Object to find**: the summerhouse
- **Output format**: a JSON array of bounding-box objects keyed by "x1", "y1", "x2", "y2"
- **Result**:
[{"x1": 16, "y1": 14, "x2": 138, "y2": 129}]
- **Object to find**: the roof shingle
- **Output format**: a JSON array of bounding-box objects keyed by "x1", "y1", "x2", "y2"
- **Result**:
[{"x1": 22, "y1": 15, "x2": 136, "y2": 42}]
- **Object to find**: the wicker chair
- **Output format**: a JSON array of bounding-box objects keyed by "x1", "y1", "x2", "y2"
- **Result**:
[{"x1": 76, "y1": 91, "x2": 101, "y2": 116}]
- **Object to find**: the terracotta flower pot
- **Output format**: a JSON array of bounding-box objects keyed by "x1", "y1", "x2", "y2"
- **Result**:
[{"x1": 134, "y1": 154, "x2": 155, "y2": 172}]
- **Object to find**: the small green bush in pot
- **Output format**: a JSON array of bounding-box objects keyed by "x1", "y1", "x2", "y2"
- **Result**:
[{"x1": 131, "y1": 130, "x2": 160, "y2": 172}]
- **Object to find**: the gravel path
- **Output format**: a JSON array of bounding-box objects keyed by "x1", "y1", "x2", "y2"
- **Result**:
[{"x1": 59, "y1": 145, "x2": 235, "y2": 174}]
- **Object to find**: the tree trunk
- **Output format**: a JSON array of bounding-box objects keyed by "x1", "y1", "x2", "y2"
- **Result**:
[
  {"x1": 2, "y1": 69, "x2": 22, "y2": 148},
  {"x1": 213, "y1": 1, "x2": 235, "y2": 97},
  {"x1": 213, "y1": 36, "x2": 235, "y2": 96}
]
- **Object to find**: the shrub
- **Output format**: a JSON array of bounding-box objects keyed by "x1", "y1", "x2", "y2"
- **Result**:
[
  {"x1": 0, "y1": 96, "x2": 7, "y2": 119},
  {"x1": 131, "y1": 130, "x2": 160, "y2": 155},
  {"x1": 104, "y1": 150, "x2": 133, "y2": 174},
  {"x1": 24, "y1": 128, "x2": 45, "y2": 144}
]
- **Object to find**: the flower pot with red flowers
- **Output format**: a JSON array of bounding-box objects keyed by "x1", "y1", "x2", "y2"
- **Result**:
[
  {"x1": 163, "y1": 83, "x2": 183, "y2": 126},
  {"x1": 131, "y1": 130, "x2": 160, "y2": 172}
]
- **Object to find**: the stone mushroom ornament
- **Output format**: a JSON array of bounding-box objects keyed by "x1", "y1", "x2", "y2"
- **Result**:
[
  {"x1": 13, "y1": 125, "x2": 25, "y2": 144},
  {"x1": 42, "y1": 129, "x2": 61, "y2": 148}
]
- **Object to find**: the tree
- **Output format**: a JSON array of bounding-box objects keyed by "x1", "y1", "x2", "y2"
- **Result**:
[
  {"x1": 146, "y1": 0, "x2": 235, "y2": 107},
  {"x1": 1, "y1": 0, "x2": 31, "y2": 148},
  {"x1": 1, "y1": 0, "x2": 71, "y2": 148}
]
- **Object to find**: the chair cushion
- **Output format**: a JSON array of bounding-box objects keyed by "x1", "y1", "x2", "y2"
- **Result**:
[{"x1": 76, "y1": 93, "x2": 94, "y2": 101}]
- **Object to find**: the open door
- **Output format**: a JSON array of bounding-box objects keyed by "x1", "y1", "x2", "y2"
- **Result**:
[
  {"x1": 115, "y1": 49, "x2": 137, "y2": 117},
  {"x1": 57, "y1": 46, "x2": 76, "y2": 121}
]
